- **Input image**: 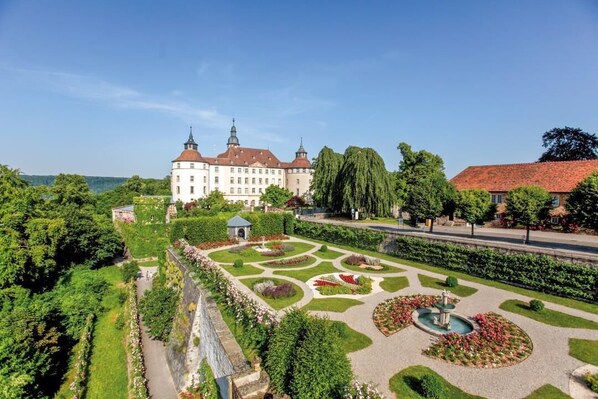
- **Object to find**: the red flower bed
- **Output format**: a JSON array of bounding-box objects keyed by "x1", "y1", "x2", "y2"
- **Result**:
[
  {"x1": 248, "y1": 234, "x2": 289, "y2": 242},
  {"x1": 267, "y1": 255, "x2": 310, "y2": 266},
  {"x1": 196, "y1": 238, "x2": 239, "y2": 250},
  {"x1": 314, "y1": 279, "x2": 340, "y2": 287},
  {"x1": 261, "y1": 249, "x2": 285, "y2": 257},
  {"x1": 339, "y1": 274, "x2": 358, "y2": 285}
]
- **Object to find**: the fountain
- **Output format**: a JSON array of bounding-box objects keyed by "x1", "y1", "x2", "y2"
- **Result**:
[{"x1": 412, "y1": 290, "x2": 478, "y2": 337}]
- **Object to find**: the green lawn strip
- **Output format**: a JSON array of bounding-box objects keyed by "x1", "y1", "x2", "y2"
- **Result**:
[
  {"x1": 294, "y1": 236, "x2": 598, "y2": 315},
  {"x1": 418, "y1": 274, "x2": 478, "y2": 298},
  {"x1": 221, "y1": 263, "x2": 264, "y2": 277},
  {"x1": 524, "y1": 384, "x2": 571, "y2": 399},
  {"x1": 569, "y1": 338, "x2": 598, "y2": 365},
  {"x1": 259, "y1": 255, "x2": 318, "y2": 269},
  {"x1": 380, "y1": 276, "x2": 409, "y2": 292},
  {"x1": 85, "y1": 266, "x2": 128, "y2": 399},
  {"x1": 328, "y1": 321, "x2": 372, "y2": 353},
  {"x1": 273, "y1": 261, "x2": 340, "y2": 282},
  {"x1": 340, "y1": 259, "x2": 404, "y2": 274},
  {"x1": 314, "y1": 249, "x2": 344, "y2": 260},
  {"x1": 239, "y1": 277, "x2": 304, "y2": 310},
  {"x1": 389, "y1": 365, "x2": 485, "y2": 399},
  {"x1": 137, "y1": 259, "x2": 159, "y2": 267},
  {"x1": 303, "y1": 298, "x2": 364, "y2": 313},
  {"x1": 209, "y1": 242, "x2": 315, "y2": 263},
  {"x1": 53, "y1": 341, "x2": 82, "y2": 398},
  {"x1": 216, "y1": 302, "x2": 259, "y2": 361},
  {"x1": 499, "y1": 300, "x2": 598, "y2": 330},
  {"x1": 355, "y1": 217, "x2": 398, "y2": 224}
]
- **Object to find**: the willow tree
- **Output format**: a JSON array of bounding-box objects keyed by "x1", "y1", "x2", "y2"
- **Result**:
[
  {"x1": 311, "y1": 146, "x2": 343, "y2": 209},
  {"x1": 332, "y1": 146, "x2": 393, "y2": 217}
]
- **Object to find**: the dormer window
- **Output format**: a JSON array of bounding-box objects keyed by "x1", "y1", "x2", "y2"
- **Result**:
[{"x1": 190, "y1": 163, "x2": 194, "y2": 169}]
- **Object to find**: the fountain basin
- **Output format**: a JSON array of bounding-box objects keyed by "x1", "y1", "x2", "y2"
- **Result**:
[{"x1": 412, "y1": 308, "x2": 478, "y2": 337}]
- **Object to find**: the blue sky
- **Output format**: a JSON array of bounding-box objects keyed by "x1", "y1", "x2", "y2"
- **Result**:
[{"x1": 1, "y1": 1, "x2": 597, "y2": 179}]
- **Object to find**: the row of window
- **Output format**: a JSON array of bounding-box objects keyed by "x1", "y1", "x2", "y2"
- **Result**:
[
  {"x1": 174, "y1": 163, "x2": 310, "y2": 175},
  {"x1": 491, "y1": 193, "x2": 560, "y2": 206},
  {"x1": 175, "y1": 186, "x2": 207, "y2": 195}
]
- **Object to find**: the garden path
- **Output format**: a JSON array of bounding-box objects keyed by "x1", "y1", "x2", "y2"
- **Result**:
[{"x1": 203, "y1": 237, "x2": 598, "y2": 399}]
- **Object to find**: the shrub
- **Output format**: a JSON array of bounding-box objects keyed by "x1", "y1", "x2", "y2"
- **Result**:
[
  {"x1": 283, "y1": 212, "x2": 295, "y2": 235},
  {"x1": 139, "y1": 286, "x2": 178, "y2": 341},
  {"x1": 193, "y1": 335, "x2": 200, "y2": 346},
  {"x1": 320, "y1": 244, "x2": 328, "y2": 253},
  {"x1": 122, "y1": 260, "x2": 140, "y2": 282},
  {"x1": 115, "y1": 312, "x2": 125, "y2": 330},
  {"x1": 445, "y1": 276, "x2": 458, "y2": 287},
  {"x1": 585, "y1": 373, "x2": 598, "y2": 394},
  {"x1": 281, "y1": 243, "x2": 295, "y2": 252},
  {"x1": 294, "y1": 220, "x2": 385, "y2": 251},
  {"x1": 419, "y1": 374, "x2": 444, "y2": 399},
  {"x1": 345, "y1": 254, "x2": 366, "y2": 266},
  {"x1": 234, "y1": 259, "x2": 244, "y2": 269},
  {"x1": 242, "y1": 212, "x2": 285, "y2": 236},
  {"x1": 169, "y1": 216, "x2": 228, "y2": 245},
  {"x1": 529, "y1": 299, "x2": 545, "y2": 312},
  {"x1": 253, "y1": 280, "x2": 276, "y2": 294}
]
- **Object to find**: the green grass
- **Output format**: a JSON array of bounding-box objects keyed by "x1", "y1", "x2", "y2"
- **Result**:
[
  {"x1": 418, "y1": 274, "x2": 478, "y2": 298},
  {"x1": 389, "y1": 365, "x2": 485, "y2": 399},
  {"x1": 54, "y1": 341, "x2": 83, "y2": 398},
  {"x1": 314, "y1": 248, "x2": 343, "y2": 260},
  {"x1": 355, "y1": 217, "x2": 398, "y2": 224},
  {"x1": 137, "y1": 259, "x2": 159, "y2": 266},
  {"x1": 209, "y1": 242, "x2": 315, "y2": 263},
  {"x1": 294, "y1": 236, "x2": 598, "y2": 315},
  {"x1": 328, "y1": 321, "x2": 372, "y2": 353},
  {"x1": 499, "y1": 300, "x2": 598, "y2": 329},
  {"x1": 380, "y1": 276, "x2": 409, "y2": 292},
  {"x1": 85, "y1": 266, "x2": 128, "y2": 399},
  {"x1": 221, "y1": 263, "x2": 264, "y2": 276},
  {"x1": 341, "y1": 259, "x2": 404, "y2": 274},
  {"x1": 303, "y1": 298, "x2": 364, "y2": 313},
  {"x1": 525, "y1": 385, "x2": 571, "y2": 399},
  {"x1": 569, "y1": 338, "x2": 598, "y2": 365},
  {"x1": 240, "y1": 277, "x2": 304, "y2": 310},
  {"x1": 259, "y1": 255, "x2": 317, "y2": 268},
  {"x1": 274, "y1": 261, "x2": 340, "y2": 282}
]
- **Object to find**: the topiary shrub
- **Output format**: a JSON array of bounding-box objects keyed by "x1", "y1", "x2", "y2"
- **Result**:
[
  {"x1": 320, "y1": 244, "x2": 328, "y2": 253},
  {"x1": 139, "y1": 286, "x2": 178, "y2": 341},
  {"x1": 445, "y1": 276, "x2": 458, "y2": 287},
  {"x1": 234, "y1": 259, "x2": 244, "y2": 268},
  {"x1": 529, "y1": 299, "x2": 545, "y2": 312},
  {"x1": 420, "y1": 374, "x2": 444, "y2": 399}
]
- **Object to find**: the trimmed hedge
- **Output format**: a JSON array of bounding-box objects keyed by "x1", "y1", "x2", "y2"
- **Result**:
[
  {"x1": 394, "y1": 235, "x2": 598, "y2": 302},
  {"x1": 283, "y1": 212, "x2": 295, "y2": 235},
  {"x1": 119, "y1": 222, "x2": 169, "y2": 258},
  {"x1": 169, "y1": 216, "x2": 228, "y2": 245},
  {"x1": 294, "y1": 220, "x2": 385, "y2": 251},
  {"x1": 242, "y1": 212, "x2": 285, "y2": 237}
]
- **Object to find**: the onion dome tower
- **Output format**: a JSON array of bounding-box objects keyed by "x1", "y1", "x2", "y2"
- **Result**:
[{"x1": 227, "y1": 118, "x2": 240, "y2": 148}]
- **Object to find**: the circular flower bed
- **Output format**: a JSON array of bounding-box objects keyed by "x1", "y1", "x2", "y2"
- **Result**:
[
  {"x1": 424, "y1": 312, "x2": 532, "y2": 368},
  {"x1": 373, "y1": 295, "x2": 458, "y2": 336},
  {"x1": 313, "y1": 274, "x2": 373, "y2": 295},
  {"x1": 253, "y1": 280, "x2": 296, "y2": 299}
]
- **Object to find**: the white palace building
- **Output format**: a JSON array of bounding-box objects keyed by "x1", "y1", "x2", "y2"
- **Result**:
[{"x1": 171, "y1": 120, "x2": 313, "y2": 206}]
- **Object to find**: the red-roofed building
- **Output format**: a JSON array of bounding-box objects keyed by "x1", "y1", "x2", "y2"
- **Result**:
[
  {"x1": 171, "y1": 121, "x2": 312, "y2": 205},
  {"x1": 450, "y1": 160, "x2": 598, "y2": 221}
]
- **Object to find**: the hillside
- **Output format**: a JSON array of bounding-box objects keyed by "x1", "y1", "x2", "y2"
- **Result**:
[{"x1": 21, "y1": 175, "x2": 128, "y2": 193}]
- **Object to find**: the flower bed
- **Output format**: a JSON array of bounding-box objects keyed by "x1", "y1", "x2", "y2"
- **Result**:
[
  {"x1": 373, "y1": 295, "x2": 455, "y2": 336},
  {"x1": 69, "y1": 313, "x2": 95, "y2": 399},
  {"x1": 424, "y1": 312, "x2": 533, "y2": 368},
  {"x1": 266, "y1": 255, "x2": 310, "y2": 266},
  {"x1": 344, "y1": 254, "x2": 383, "y2": 270},
  {"x1": 314, "y1": 274, "x2": 372, "y2": 295},
  {"x1": 127, "y1": 283, "x2": 149, "y2": 399},
  {"x1": 248, "y1": 234, "x2": 289, "y2": 242},
  {"x1": 196, "y1": 238, "x2": 239, "y2": 250},
  {"x1": 253, "y1": 280, "x2": 296, "y2": 299},
  {"x1": 343, "y1": 380, "x2": 386, "y2": 399}
]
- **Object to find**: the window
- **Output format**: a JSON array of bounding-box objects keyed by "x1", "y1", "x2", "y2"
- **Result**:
[
  {"x1": 259, "y1": 169, "x2": 263, "y2": 174},
  {"x1": 265, "y1": 169, "x2": 269, "y2": 174},
  {"x1": 296, "y1": 179, "x2": 300, "y2": 184},
  {"x1": 190, "y1": 186, "x2": 194, "y2": 194},
  {"x1": 190, "y1": 163, "x2": 194, "y2": 168},
  {"x1": 491, "y1": 194, "x2": 503, "y2": 204},
  {"x1": 215, "y1": 166, "x2": 219, "y2": 172},
  {"x1": 252, "y1": 168, "x2": 256, "y2": 174},
  {"x1": 252, "y1": 178, "x2": 256, "y2": 184},
  {"x1": 231, "y1": 167, "x2": 234, "y2": 172},
  {"x1": 296, "y1": 188, "x2": 299, "y2": 195},
  {"x1": 552, "y1": 195, "x2": 560, "y2": 207},
  {"x1": 190, "y1": 175, "x2": 194, "y2": 182},
  {"x1": 271, "y1": 169, "x2": 275, "y2": 174},
  {"x1": 252, "y1": 188, "x2": 256, "y2": 194},
  {"x1": 251, "y1": 200, "x2": 255, "y2": 206},
  {"x1": 215, "y1": 176, "x2": 219, "y2": 183},
  {"x1": 278, "y1": 170, "x2": 281, "y2": 175},
  {"x1": 176, "y1": 186, "x2": 180, "y2": 194},
  {"x1": 230, "y1": 177, "x2": 234, "y2": 184},
  {"x1": 266, "y1": 178, "x2": 269, "y2": 184},
  {"x1": 238, "y1": 177, "x2": 241, "y2": 184},
  {"x1": 245, "y1": 178, "x2": 249, "y2": 184},
  {"x1": 177, "y1": 162, "x2": 181, "y2": 168},
  {"x1": 551, "y1": 216, "x2": 560, "y2": 224},
  {"x1": 238, "y1": 168, "x2": 242, "y2": 173},
  {"x1": 245, "y1": 168, "x2": 249, "y2": 173},
  {"x1": 230, "y1": 188, "x2": 234, "y2": 194},
  {"x1": 259, "y1": 178, "x2": 262, "y2": 184},
  {"x1": 237, "y1": 188, "x2": 241, "y2": 194},
  {"x1": 302, "y1": 168, "x2": 305, "y2": 173},
  {"x1": 204, "y1": 164, "x2": 207, "y2": 169},
  {"x1": 259, "y1": 188, "x2": 263, "y2": 194},
  {"x1": 176, "y1": 175, "x2": 180, "y2": 182},
  {"x1": 278, "y1": 179, "x2": 281, "y2": 185},
  {"x1": 203, "y1": 186, "x2": 206, "y2": 194}
]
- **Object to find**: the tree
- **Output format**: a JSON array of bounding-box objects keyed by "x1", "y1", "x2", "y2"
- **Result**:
[
  {"x1": 332, "y1": 146, "x2": 394, "y2": 217},
  {"x1": 538, "y1": 127, "x2": 598, "y2": 162},
  {"x1": 52, "y1": 174, "x2": 95, "y2": 207},
  {"x1": 506, "y1": 186, "x2": 553, "y2": 244},
  {"x1": 139, "y1": 286, "x2": 178, "y2": 341},
  {"x1": 455, "y1": 189, "x2": 495, "y2": 236},
  {"x1": 311, "y1": 146, "x2": 344, "y2": 209},
  {"x1": 566, "y1": 172, "x2": 598, "y2": 231},
  {"x1": 403, "y1": 173, "x2": 454, "y2": 232},
  {"x1": 395, "y1": 143, "x2": 445, "y2": 207},
  {"x1": 260, "y1": 185, "x2": 293, "y2": 208}
]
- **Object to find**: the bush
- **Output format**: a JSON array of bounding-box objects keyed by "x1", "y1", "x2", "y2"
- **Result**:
[
  {"x1": 445, "y1": 276, "x2": 458, "y2": 287},
  {"x1": 419, "y1": 374, "x2": 444, "y2": 399},
  {"x1": 262, "y1": 283, "x2": 296, "y2": 299},
  {"x1": 115, "y1": 312, "x2": 125, "y2": 330},
  {"x1": 294, "y1": 220, "x2": 385, "y2": 251},
  {"x1": 585, "y1": 373, "x2": 598, "y2": 394},
  {"x1": 193, "y1": 335, "x2": 200, "y2": 346},
  {"x1": 119, "y1": 222, "x2": 169, "y2": 258},
  {"x1": 122, "y1": 260, "x2": 140, "y2": 282},
  {"x1": 139, "y1": 286, "x2": 178, "y2": 341},
  {"x1": 243, "y1": 212, "x2": 285, "y2": 236},
  {"x1": 320, "y1": 244, "x2": 328, "y2": 252},
  {"x1": 283, "y1": 212, "x2": 295, "y2": 235},
  {"x1": 529, "y1": 299, "x2": 545, "y2": 312},
  {"x1": 117, "y1": 289, "x2": 128, "y2": 304},
  {"x1": 169, "y1": 216, "x2": 228, "y2": 245},
  {"x1": 234, "y1": 259, "x2": 244, "y2": 268}
]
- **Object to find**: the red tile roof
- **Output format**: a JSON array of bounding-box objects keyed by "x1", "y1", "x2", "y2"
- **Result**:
[
  {"x1": 450, "y1": 160, "x2": 598, "y2": 193},
  {"x1": 210, "y1": 147, "x2": 284, "y2": 167},
  {"x1": 173, "y1": 149, "x2": 206, "y2": 162},
  {"x1": 287, "y1": 157, "x2": 312, "y2": 168}
]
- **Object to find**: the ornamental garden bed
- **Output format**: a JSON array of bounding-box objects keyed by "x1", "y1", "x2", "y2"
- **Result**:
[
  {"x1": 209, "y1": 241, "x2": 314, "y2": 263},
  {"x1": 260, "y1": 255, "x2": 317, "y2": 268},
  {"x1": 313, "y1": 273, "x2": 373, "y2": 295},
  {"x1": 424, "y1": 312, "x2": 533, "y2": 368},
  {"x1": 342, "y1": 254, "x2": 404, "y2": 273},
  {"x1": 240, "y1": 277, "x2": 304, "y2": 310}
]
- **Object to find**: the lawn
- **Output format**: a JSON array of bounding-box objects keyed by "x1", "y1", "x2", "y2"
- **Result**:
[
  {"x1": 303, "y1": 298, "x2": 364, "y2": 313},
  {"x1": 209, "y1": 242, "x2": 315, "y2": 263},
  {"x1": 341, "y1": 259, "x2": 404, "y2": 274},
  {"x1": 329, "y1": 321, "x2": 372, "y2": 353},
  {"x1": 569, "y1": 338, "x2": 598, "y2": 365},
  {"x1": 525, "y1": 385, "x2": 571, "y2": 399},
  {"x1": 85, "y1": 266, "x2": 128, "y2": 399},
  {"x1": 499, "y1": 300, "x2": 598, "y2": 330},
  {"x1": 380, "y1": 276, "x2": 409, "y2": 292},
  {"x1": 137, "y1": 259, "x2": 159, "y2": 267},
  {"x1": 53, "y1": 341, "x2": 83, "y2": 398},
  {"x1": 221, "y1": 263, "x2": 264, "y2": 276},
  {"x1": 418, "y1": 274, "x2": 478, "y2": 298},
  {"x1": 274, "y1": 261, "x2": 340, "y2": 282},
  {"x1": 260, "y1": 255, "x2": 317, "y2": 268},
  {"x1": 240, "y1": 277, "x2": 304, "y2": 310},
  {"x1": 295, "y1": 236, "x2": 598, "y2": 315},
  {"x1": 314, "y1": 248, "x2": 344, "y2": 260},
  {"x1": 389, "y1": 365, "x2": 485, "y2": 399}
]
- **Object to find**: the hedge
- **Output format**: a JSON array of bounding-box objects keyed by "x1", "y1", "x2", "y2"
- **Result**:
[
  {"x1": 394, "y1": 235, "x2": 598, "y2": 302},
  {"x1": 169, "y1": 216, "x2": 228, "y2": 245},
  {"x1": 294, "y1": 220, "x2": 385, "y2": 251},
  {"x1": 133, "y1": 196, "x2": 169, "y2": 225},
  {"x1": 242, "y1": 212, "x2": 285, "y2": 237},
  {"x1": 119, "y1": 222, "x2": 169, "y2": 258},
  {"x1": 283, "y1": 212, "x2": 295, "y2": 235}
]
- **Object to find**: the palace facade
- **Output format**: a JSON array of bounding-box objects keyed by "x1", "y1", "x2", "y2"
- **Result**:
[{"x1": 171, "y1": 121, "x2": 313, "y2": 205}]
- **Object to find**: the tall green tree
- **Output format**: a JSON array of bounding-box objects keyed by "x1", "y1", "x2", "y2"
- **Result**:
[
  {"x1": 311, "y1": 146, "x2": 343, "y2": 209},
  {"x1": 455, "y1": 189, "x2": 495, "y2": 236},
  {"x1": 52, "y1": 174, "x2": 95, "y2": 207},
  {"x1": 506, "y1": 186, "x2": 553, "y2": 244},
  {"x1": 403, "y1": 172, "x2": 454, "y2": 232},
  {"x1": 332, "y1": 146, "x2": 393, "y2": 217},
  {"x1": 260, "y1": 185, "x2": 293, "y2": 208},
  {"x1": 395, "y1": 143, "x2": 446, "y2": 207},
  {"x1": 566, "y1": 172, "x2": 598, "y2": 231},
  {"x1": 538, "y1": 127, "x2": 598, "y2": 162}
]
